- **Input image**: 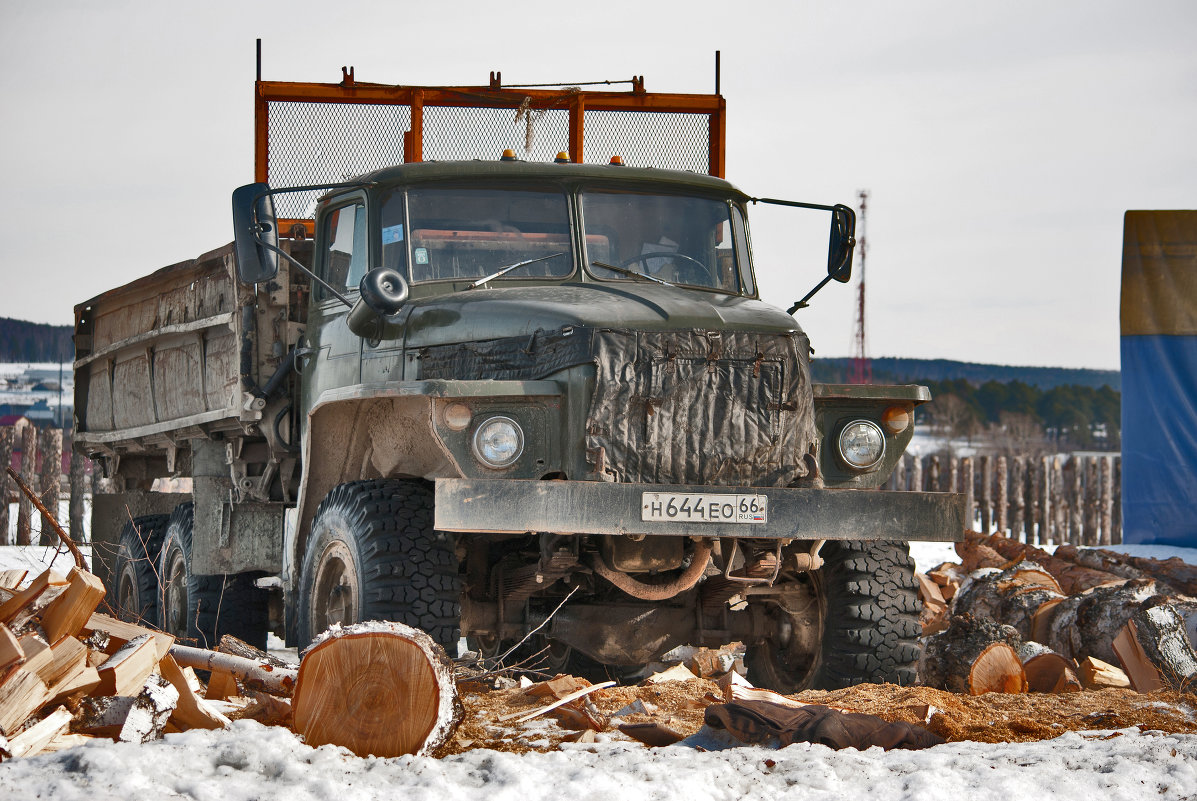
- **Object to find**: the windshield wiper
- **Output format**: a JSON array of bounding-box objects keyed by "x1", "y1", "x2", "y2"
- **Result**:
[
  {"x1": 590, "y1": 260, "x2": 675, "y2": 287},
  {"x1": 464, "y1": 252, "x2": 564, "y2": 290}
]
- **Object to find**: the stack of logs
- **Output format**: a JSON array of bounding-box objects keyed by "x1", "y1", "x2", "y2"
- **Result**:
[
  {"x1": 918, "y1": 533, "x2": 1197, "y2": 695},
  {"x1": 0, "y1": 563, "x2": 460, "y2": 760}
]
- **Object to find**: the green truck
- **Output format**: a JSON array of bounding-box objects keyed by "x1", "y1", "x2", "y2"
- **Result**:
[{"x1": 74, "y1": 69, "x2": 963, "y2": 691}]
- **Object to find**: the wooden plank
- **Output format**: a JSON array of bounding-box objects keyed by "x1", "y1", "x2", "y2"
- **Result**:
[{"x1": 42, "y1": 567, "x2": 107, "y2": 643}]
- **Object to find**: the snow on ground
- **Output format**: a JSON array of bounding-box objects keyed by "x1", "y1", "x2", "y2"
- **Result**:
[{"x1": 0, "y1": 720, "x2": 1194, "y2": 801}]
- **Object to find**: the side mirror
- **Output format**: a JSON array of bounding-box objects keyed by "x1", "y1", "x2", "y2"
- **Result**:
[
  {"x1": 346, "y1": 267, "x2": 410, "y2": 339},
  {"x1": 232, "y1": 182, "x2": 279, "y2": 284},
  {"x1": 827, "y1": 204, "x2": 856, "y2": 283}
]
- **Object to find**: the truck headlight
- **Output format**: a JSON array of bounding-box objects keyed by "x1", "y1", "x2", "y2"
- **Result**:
[
  {"x1": 837, "y1": 420, "x2": 885, "y2": 470},
  {"x1": 472, "y1": 416, "x2": 524, "y2": 468}
]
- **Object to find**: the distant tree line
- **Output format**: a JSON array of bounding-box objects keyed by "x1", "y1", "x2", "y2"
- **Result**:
[
  {"x1": 919, "y1": 378, "x2": 1120, "y2": 452},
  {"x1": 0, "y1": 318, "x2": 73, "y2": 362}
]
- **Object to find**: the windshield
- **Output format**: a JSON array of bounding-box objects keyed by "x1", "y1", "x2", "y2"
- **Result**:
[
  {"x1": 383, "y1": 187, "x2": 574, "y2": 284},
  {"x1": 581, "y1": 191, "x2": 745, "y2": 293}
]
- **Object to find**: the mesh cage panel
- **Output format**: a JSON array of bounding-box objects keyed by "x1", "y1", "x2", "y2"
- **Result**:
[
  {"x1": 422, "y1": 106, "x2": 570, "y2": 164},
  {"x1": 582, "y1": 110, "x2": 710, "y2": 172},
  {"x1": 267, "y1": 101, "x2": 412, "y2": 219}
]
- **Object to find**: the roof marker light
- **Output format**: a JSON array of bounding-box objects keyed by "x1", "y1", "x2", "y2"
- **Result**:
[
  {"x1": 609, "y1": 155, "x2": 625, "y2": 166},
  {"x1": 554, "y1": 152, "x2": 571, "y2": 163},
  {"x1": 500, "y1": 149, "x2": 517, "y2": 161}
]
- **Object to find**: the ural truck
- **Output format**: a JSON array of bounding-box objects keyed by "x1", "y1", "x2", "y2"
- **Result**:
[{"x1": 74, "y1": 67, "x2": 963, "y2": 690}]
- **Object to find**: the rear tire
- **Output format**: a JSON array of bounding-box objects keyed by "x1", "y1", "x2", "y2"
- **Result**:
[
  {"x1": 748, "y1": 540, "x2": 921, "y2": 691},
  {"x1": 109, "y1": 514, "x2": 170, "y2": 626},
  {"x1": 296, "y1": 480, "x2": 461, "y2": 652},
  {"x1": 158, "y1": 502, "x2": 270, "y2": 650}
]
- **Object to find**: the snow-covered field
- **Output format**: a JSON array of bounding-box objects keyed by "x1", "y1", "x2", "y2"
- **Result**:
[{"x1": 2, "y1": 542, "x2": 1196, "y2": 799}]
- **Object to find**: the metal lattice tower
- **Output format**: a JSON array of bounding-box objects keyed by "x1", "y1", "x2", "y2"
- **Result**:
[{"x1": 849, "y1": 189, "x2": 872, "y2": 384}]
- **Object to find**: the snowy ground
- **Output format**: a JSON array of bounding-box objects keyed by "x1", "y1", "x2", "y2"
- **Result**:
[{"x1": 2, "y1": 542, "x2": 1196, "y2": 798}]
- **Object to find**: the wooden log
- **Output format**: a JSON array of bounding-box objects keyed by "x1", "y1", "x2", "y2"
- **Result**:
[
  {"x1": 36, "y1": 427, "x2": 62, "y2": 547},
  {"x1": 170, "y1": 644, "x2": 297, "y2": 697},
  {"x1": 218, "y1": 633, "x2": 293, "y2": 669},
  {"x1": 41, "y1": 567, "x2": 106, "y2": 643},
  {"x1": 911, "y1": 454, "x2": 923, "y2": 494},
  {"x1": 1068, "y1": 456, "x2": 1083, "y2": 545},
  {"x1": 68, "y1": 451, "x2": 87, "y2": 545},
  {"x1": 928, "y1": 455, "x2": 941, "y2": 498},
  {"x1": 946, "y1": 454, "x2": 959, "y2": 493},
  {"x1": 980, "y1": 455, "x2": 992, "y2": 534},
  {"x1": 962, "y1": 456, "x2": 976, "y2": 532},
  {"x1": 1017, "y1": 641, "x2": 1080, "y2": 693},
  {"x1": 16, "y1": 424, "x2": 34, "y2": 545},
  {"x1": 1037, "y1": 457, "x2": 1051, "y2": 546},
  {"x1": 1054, "y1": 545, "x2": 1159, "y2": 586},
  {"x1": 919, "y1": 614, "x2": 1026, "y2": 695},
  {"x1": 1112, "y1": 605, "x2": 1197, "y2": 692},
  {"x1": 972, "y1": 533, "x2": 1124, "y2": 594},
  {"x1": 1028, "y1": 455, "x2": 1041, "y2": 545},
  {"x1": 1050, "y1": 456, "x2": 1065, "y2": 546},
  {"x1": 1077, "y1": 656, "x2": 1131, "y2": 690},
  {"x1": 1041, "y1": 579, "x2": 1161, "y2": 664},
  {"x1": 952, "y1": 561, "x2": 1064, "y2": 639},
  {"x1": 1083, "y1": 457, "x2": 1099, "y2": 546},
  {"x1": 996, "y1": 455, "x2": 1008, "y2": 534},
  {"x1": 1112, "y1": 456, "x2": 1123, "y2": 544},
  {"x1": 1010, "y1": 457, "x2": 1025, "y2": 542},
  {"x1": 292, "y1": 621, "x2": 462, "y2": 758},
  {"x1": 954, "y1": 539, "x2": 1008, "y2": 572},
  {"x1": 1071, "y1": 548, "x2": 1197, "y2": 597},
  {"x1": 1099, "y1": 456, "x2": 1113, "y2": 546},
  {"x1": 0, "y1": 426, "x2": 13, "y2": 546}
]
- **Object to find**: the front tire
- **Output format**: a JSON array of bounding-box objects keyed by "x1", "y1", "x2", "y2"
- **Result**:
[
  {"x1": 748, "y1": 540, "x2": 921, "y2": 691},
  {"x1": 157, "y1": 502, "x2": 270, "y2": 650},
  {"x1": 296, "y1": 480, "x2": 461, "y2": 651}
]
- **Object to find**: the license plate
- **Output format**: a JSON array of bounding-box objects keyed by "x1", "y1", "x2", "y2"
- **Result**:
[{"x1": 641, "y1": 492, "x2": 768, "y2": 524}]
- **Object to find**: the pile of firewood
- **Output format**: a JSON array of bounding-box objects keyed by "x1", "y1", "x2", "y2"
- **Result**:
[
  {"x1": 0, "y1": 563, "x2": 460, "y2": 760},
  {"x1": 917, "y1": 533, "x2": 1197, "y2": 696}
]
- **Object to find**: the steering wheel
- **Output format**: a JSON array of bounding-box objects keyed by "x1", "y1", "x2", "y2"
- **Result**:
[{"x1": 617, "y1": 251, "x2": 710, "y2": 286}]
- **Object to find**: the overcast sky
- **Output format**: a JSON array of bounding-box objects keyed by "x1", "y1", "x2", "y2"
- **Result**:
[{"x1": 2, "y1": 0, "x2": 1193, "y2": 370}]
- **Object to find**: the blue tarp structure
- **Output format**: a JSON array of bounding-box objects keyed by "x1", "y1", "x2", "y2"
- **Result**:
[{"x1": 1120, "y1": 210, "x2": 1197, "y2": 546}]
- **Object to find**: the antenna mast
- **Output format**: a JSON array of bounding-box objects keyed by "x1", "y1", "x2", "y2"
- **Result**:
[{"x1": 849, "y1": 189, "x2": 872, "y2": 384}]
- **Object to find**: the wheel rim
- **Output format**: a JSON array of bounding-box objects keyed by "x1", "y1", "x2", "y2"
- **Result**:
[
  {"x1": 162, "y1": 546, "x2": 189, "y2": 639},
  {"x1": 753, "y1": 575, "x2": 826, "y2": 691},
  {"x1": 117, "y1": 563, "x2": 140, "y2": 620},
  {"x1": 311, "y1": 540, "x2": 359, "y2": 632}
]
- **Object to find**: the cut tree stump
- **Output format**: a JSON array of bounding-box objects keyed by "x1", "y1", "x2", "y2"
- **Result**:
[
  {"x1": 919, "y1": 614, "x2": 1027, "y2": 695},
  {"x1": 292, "y1": 621, "x2": 462, "y2": 758}
]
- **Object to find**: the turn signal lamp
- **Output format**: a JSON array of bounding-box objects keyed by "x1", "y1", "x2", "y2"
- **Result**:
[
  {"x1": 881, "y1": 405, "x2": 911, "y2": 435},
  {"x1": 554, "y1": 152, "x2": 571, "y2": 163},
  {"x1": 500, "y1": 149, "x2": 517, "y2": 161},
  {"x1": 610, "y1": 155, "x2": 625, "y2": 166}
]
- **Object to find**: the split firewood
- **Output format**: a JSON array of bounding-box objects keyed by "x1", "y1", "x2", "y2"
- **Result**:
[
  {"x1": 237, "y1": 692, "x2": 293, "y2": 727},
  {"x1": 955, "y1": 539, "x2": 1008, "y2": 572},
  {"x1": 40, "y1": 568, "x2": 106, "y2": 644},
  {"x1": 1112, "y1": 605, "x2": 1197, "y2": 692},
  {"x1": 0, "y1": 625, "x2": 21, "y2": 673},
  {"x1": 644, "y1": 663, "x2": 699, "y2": 684},
  {"x1": 158, "y1": 653, "x2": 229, "y2": 731},
  {"x1": 0, "y1": 668, "x2": 49, "y2": 736},
  {"x1": 1077, "y1": 656, "x2": 1131, "y2": 690},
  {"x1": 919, "y1": 614, "x2": 1027, "y2": 695},
  {"x1": 524, "y1": 674, "x2": 590, "y2": 701},
  {"x1": 0, "y1": 570, "x2": 69, "y2": 630},
  {"x1": 204, "y1": 670, "x2": 239, "y2": 700},
  {"x1": 918, "y1": 570, "x2": 949, "y2": 634},
  {"x1": 292, "y1": 621, "x2": 463, "y2": 758},
  {"x1": 38, "y1": 636, "x2": 89, "y2": 691},
  {"x1": 0, "y1": 570, "x2": 28, "y2": 591},
  {"x1": 952, "y1": 561, "x2": 1064, "y2": 641},
  {"x1": 618, "y1": 721, "x2": 686, "y2": 746},
  {"x1": 95, "y1": 634, "x2": 160, "y2": 697},
  {"x1": 16, "y1": 634, "x2": 51, "y2": 679},
  {"x1": 1016, "y1": 641, "x2": 1080, "y2": 693},
  {"x1": 723, "y1": 683, "x2": 808, "y2": 709},
  {"x1": 970, "y1": 534, "x2": 1124, "y2": 594},
  {"x1": 6, "y1": 705, "x2": 71, "y2": 759},
  {"x1": 1038, "y1": 579, "x2": 1162, "y2": 664},
  {"x1": 83, "y1": 614, "x2": 174, "y2": 662},
  {"x1": 74, "y1": 674, "x2": 180, "y2": 743}
]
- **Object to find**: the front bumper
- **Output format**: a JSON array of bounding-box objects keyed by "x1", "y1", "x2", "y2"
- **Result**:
[{"x1": 435, "y1": 478, "x2": 965, "y2": 542}]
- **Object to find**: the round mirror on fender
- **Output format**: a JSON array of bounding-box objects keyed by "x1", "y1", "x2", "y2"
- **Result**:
[
  {"x1": 347, "y1": 268, "x2": 410, "y2": 339},
  {"x1": 827, "y1": 204, "x2": 856, "y2": 283}
]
